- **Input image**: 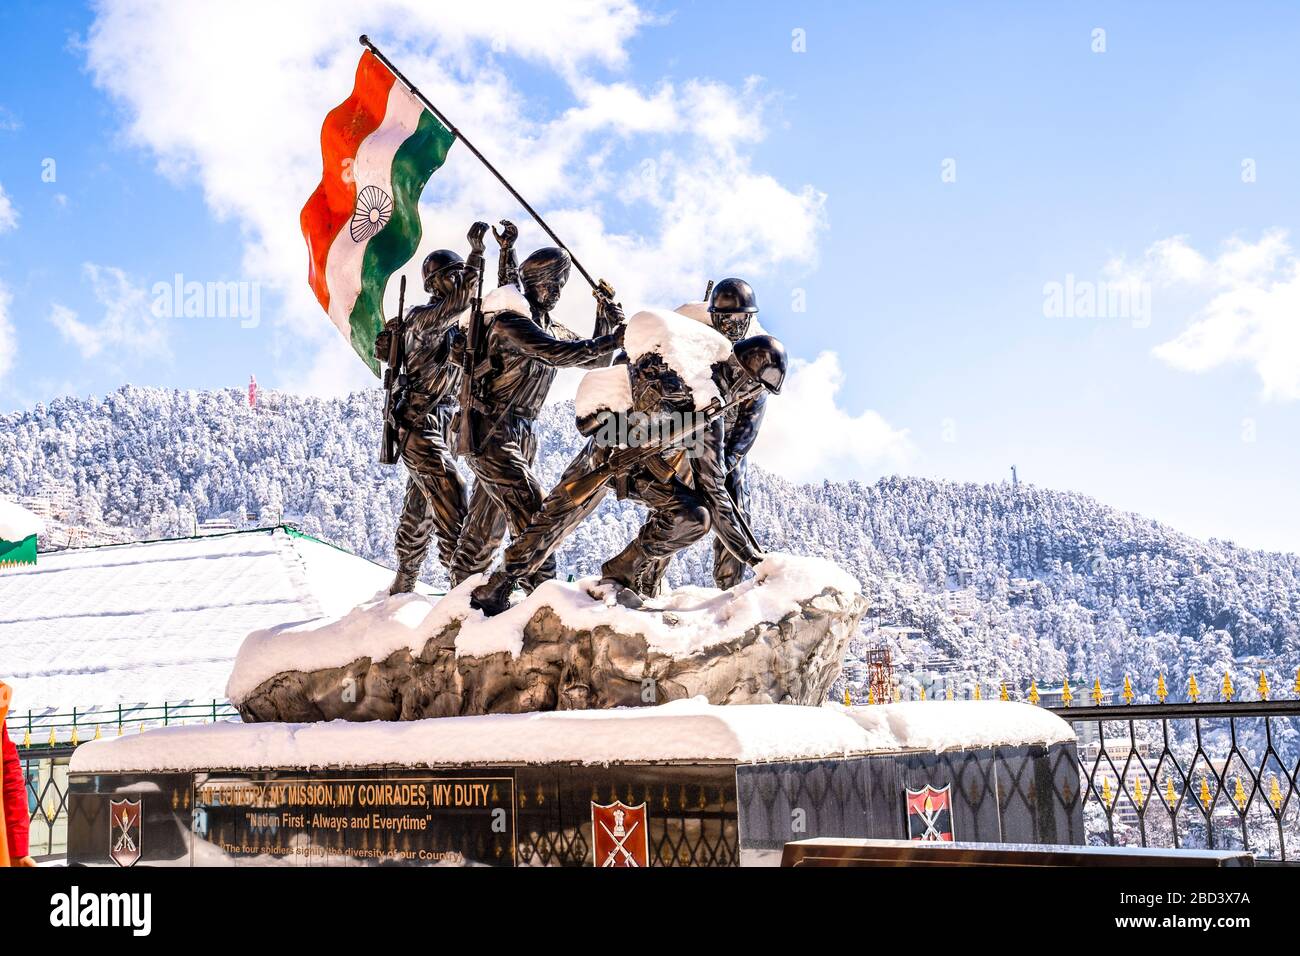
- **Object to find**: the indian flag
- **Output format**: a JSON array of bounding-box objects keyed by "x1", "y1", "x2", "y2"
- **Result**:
[{"x1": 300, "y1": 50, "x2": 455, "y2": 374}]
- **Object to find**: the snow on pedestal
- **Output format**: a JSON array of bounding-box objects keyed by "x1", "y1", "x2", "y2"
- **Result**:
[
  {"x1": 69, "y1": 697, "x2": 1076, "y2": 774},
  {"x1": 228, "y1": 553, "x2": 867, "y2": 722}
]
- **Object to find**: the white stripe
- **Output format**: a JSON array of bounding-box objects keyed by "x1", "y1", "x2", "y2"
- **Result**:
[{"x1": 323, "y1": 83, "x2": 425, "y2": 337}]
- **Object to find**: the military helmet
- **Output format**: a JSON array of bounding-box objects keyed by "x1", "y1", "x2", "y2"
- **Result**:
[
  {"x1": 708, "y1": 277, "x2": 759, "y2": 315},
  {"x1": 422, "y1": 249, "x2": 464, "y2": 291},
  {"x1": 732, "y1": 334, "x2": 787, "y2": 395}
]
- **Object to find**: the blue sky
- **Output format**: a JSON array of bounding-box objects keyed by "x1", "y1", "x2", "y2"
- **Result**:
[{"x1": 0, "y1": 1, "x2": 1297, "y2": 553}]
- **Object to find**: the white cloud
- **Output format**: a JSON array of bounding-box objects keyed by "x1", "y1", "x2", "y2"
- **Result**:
[
  {"x1": 83, "y1": 0, "x2": 828, "y2": 396},
  {"x1": 1114, "y1": 231, "x2": 1300, "y2": 401},
  {"x1": 750, "y1": 352, "x2": 914, "y2": 483},
  {"x1": 0, "y1": 181, "x2": 18, "y2": 232},
  {"x1": 48, "y1": 263, "x2": 170, "y2": 364},
  {"x1": 0, "y1": 282, "x2": 15, "y2": 384}
]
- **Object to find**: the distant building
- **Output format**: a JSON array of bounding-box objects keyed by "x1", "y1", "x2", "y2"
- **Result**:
[{"x1": 0, "y1": 526, "x2": 434, "y2": 713}]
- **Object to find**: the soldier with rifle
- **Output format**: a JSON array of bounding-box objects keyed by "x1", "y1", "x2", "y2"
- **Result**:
[
  {"x1": 376, "y1": 220, "x2": 489, "y2": 594},
  {"x1": 448, "y1": 220, "x2": 625, "y2": 591},
  {"x1": 469, "y1": 333, "x2": 787, "y2": 616},
  {"x1": 702, "y1": 277, "x2": 769, "y2": 590}
]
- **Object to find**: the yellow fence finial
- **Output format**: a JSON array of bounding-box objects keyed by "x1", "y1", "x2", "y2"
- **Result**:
[
  {"x1": 1199, "y1": 777, "x2": 1213, "y2": 808},
  {"x1": 892, "y1": 686, "x2": 901, "y2": 703},
  {"x1": 919, "y1": 685, "x2": 927, "y2": 701},
  {"x1": 1294, "y1": 666, "x2": 1300, "y2": 696},
  {"x1": 1091, "y1": 678, "x2": 1104, "y2": 706},
  {"x1": 1156, "y1": 673, "x2": 1168, "y2": 703},
  {"x1": 1269, "y1": 776, "x2": 1283, "y2": 812},
  {"x1": 1232, "y1": 777, "x2": 1248, "y2": 811},
  {"x1": 1222, "y1": 671, "x2": 1234, "y2": 702},
  {"x1": 47, "y1": 726, "x2": 56, "y2": 747},
  {"x1": 946, "y1": 684, "x2": 954, "y2": 701},
  {"x1": 1189, "y1": 673, "x2": 1200, "y2": 702},
  {"x1": 1257, "y1": 671, "x2": 1269, "y2": 701},
  {"x1": 94, "y1": 723, "x2": 102, "y2": 740},
  {"x1": 1165, "y1": 777, "x2": 1177, "y2": 810},
  {"x1": 1028, "y1": 680, "x2": 1040, "y2": 705},
  {"x1": 1062, "y1": 678, "x2": 1073, "y2": 707},
  {"x1": 1133, "y1": 777, "x2": 1145, "y2": 809},
  {"x1": 22, "y1": 728, "x2": 30, "y2": 748},
  {"x1": 843, "y1": 687, "x2": 851, "y2": 707},
  {"x1": 1122, "y1": 674, "x2": 1134, "y2": 704},
  {"x1": 1101, "y1": 777, "x2": 1113, "y2": 808},
  {"x1": 867, "y1": 686, "x2": 875, "y2": 706},
  {"x1": 999, "y1": 682, "x2": 1009, "y2": 702},
  {"x1": 973, "y1": 684, "x2": 982, "y2": 701}
]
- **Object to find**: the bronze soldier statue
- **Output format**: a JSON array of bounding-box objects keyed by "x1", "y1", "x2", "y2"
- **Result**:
[
  {"x1": 377, "y1": 220, "x2": 489, "y2": 594},
  {"x1": 703, "y1": 278, "x2": 767, "y2": 590},
  {"x1": 449, "y1": 220, "x2": 625, "y2": 590},
  {"x1": 469, "y1": 333, "x2": 787, "y2": 616}
]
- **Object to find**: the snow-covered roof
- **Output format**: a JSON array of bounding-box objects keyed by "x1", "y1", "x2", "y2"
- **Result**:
[
  {"x1": 0, "y1": 498, "x2": 44, "y2": 541},
  {"x1": 0, "y1": 527, "x2": 426, "y2": 712},
  {"x1": 68, "y1": 697, "x2": 1076, "y2": 773},
  {"x1": 227, "y1": 553, "x2": 860, "y2": 704},
  {"x1": 624, "y1": 308, "x2": 733, "y2": 409}
]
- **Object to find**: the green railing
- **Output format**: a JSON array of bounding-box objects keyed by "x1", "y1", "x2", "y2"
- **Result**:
[{"x1": 6, "y1": 699, "x2": 239, "y2": 752}]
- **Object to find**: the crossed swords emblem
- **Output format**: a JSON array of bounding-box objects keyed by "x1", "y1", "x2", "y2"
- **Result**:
[
  {"x1": 908, "y1": 787, "x2": 951, "y2": 841},
  {"x1": 596, "y1": 806, "x2": 643, "y2": 867},
  {"x1": 112, "y1": 804, "x2": 139, "y2": 856}
]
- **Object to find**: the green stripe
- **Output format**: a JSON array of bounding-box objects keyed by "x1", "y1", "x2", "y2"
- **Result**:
[{"x1": 348, "y1": 110, "x2": 456, "y2": 374}]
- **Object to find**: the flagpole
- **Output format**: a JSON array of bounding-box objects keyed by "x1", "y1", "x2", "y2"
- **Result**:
[{"x1": 359, "y1": 35, "x2": 599, "y2": 291}]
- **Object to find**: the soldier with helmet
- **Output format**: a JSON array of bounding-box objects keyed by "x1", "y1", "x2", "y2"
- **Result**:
[
  {"x1": 705, "y1": 278, "x2": 770, "y2": 590},
  {"x1": 448, "y1": 220, "x2": 625, "y2": 591},
  {"x1": 469, "y1": 332, "x2": 788, "y2": 616},
  {"x1": 375, "y1": 220, "x2": 489, "y2": 594}
]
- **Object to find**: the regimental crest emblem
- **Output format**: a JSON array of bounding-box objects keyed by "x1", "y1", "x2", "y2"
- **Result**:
[
  {"x1": 109, "y1": 798, "x2": 143, "y2": 867},
  {"x1": 591, "y1": 800, "x2": 650, "y2": 868},
  {"x1": 905, "y1": 784, "x2": 954, "y2": 842},
  {"x1": 350, "y1": 185, "x2": 393, "y2": 242}
]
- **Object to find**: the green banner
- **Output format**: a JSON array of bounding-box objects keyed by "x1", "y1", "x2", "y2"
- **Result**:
[{"x1": 0, "y1": 534, "x2": 37, "y2": 567}]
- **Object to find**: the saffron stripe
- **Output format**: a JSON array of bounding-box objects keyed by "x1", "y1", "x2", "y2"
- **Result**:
[{"x1": 299, "y1": 51, "x2": 397, "y2": 311}]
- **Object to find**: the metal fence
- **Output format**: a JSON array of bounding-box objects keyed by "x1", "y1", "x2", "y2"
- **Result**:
[
  {"x1": 1045, "y1": 699, "x2": 1300, "y2": 862},
  {"x1": 10, "y1": 692, "x2": 1300, "y2": 863}
]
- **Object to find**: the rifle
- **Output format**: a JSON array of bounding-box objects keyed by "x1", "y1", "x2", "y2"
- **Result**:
[
  {"x1": 558, "y1": 383, "x2": 762, "y2": 509},
  {"x1": 454, "y1": 257, "x2": 487, "y2": 458},
  {"x1": 378, "y1": 275, "x2": 407, "y2": 465}
]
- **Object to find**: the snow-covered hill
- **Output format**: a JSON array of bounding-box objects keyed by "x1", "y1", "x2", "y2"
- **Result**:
[{"x1": 3, "y1": 384, "x2": 1298, "y2": 697}]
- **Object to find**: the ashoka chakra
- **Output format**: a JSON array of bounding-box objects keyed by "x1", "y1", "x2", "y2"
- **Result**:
[{"x1": 350, "y1": 185, "x2": 393, "y2": 242}]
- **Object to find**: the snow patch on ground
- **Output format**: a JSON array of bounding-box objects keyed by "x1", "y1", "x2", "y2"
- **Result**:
[
  {"x1": 227, "y1": 552, "x2": 859, "y2": 705},
  {"x1": 70, "y1": 697, "x2": 1075, "y2": 773},
  {"x1": 0, "y1": 498, "x2": 44, "y2": 540},
  {"x1": 835, "y1": 700, "x2": 1076, "y2": 752}
]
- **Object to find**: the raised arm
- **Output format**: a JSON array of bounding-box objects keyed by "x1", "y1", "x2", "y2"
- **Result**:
[{"x1": 494, "y1": 219, "x2": 520, "y2": 290}]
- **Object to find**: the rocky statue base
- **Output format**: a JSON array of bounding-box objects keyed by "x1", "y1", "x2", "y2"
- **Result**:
[{"x1": 228, "y1": 554, "x2": 867, "y2": 723}]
